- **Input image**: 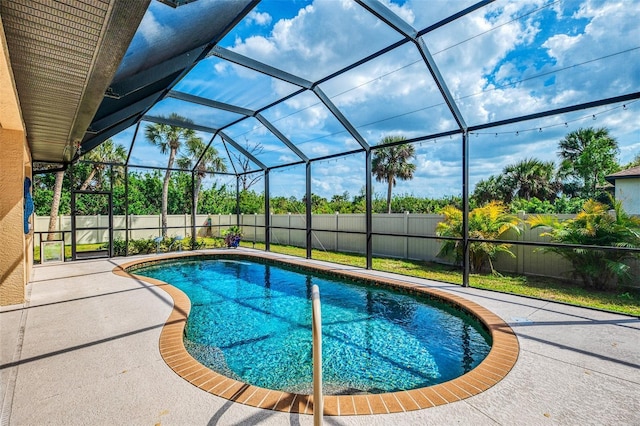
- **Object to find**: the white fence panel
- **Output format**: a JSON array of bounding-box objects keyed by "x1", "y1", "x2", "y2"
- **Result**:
[
  {"x1": 372, "y1": 213, "x2": 406, "y2": 233},
  {"x1": 407, "y1": 236, "x2": 442, "y2": 262},
  {"x1": 35, "y1": 213, "x2": 639, "y2": 286},
  {"x1": 312, "y1": 214, "x2": 336, "y2": 231},
  {"x1": 408, "y1": 215, "x2": 440, "y2": 236},
  {"x1": 372, "y1": 234, "x2": 404, "y2": 258}
]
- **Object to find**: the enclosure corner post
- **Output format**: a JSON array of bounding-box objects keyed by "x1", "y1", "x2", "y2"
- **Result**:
[
  {"x1": 462, "y1": 131, "x2": 470, "y2": 287},
  {"x1": 306, "y1": 161, "x2": 312, "y2": 259},
  {"x1": 264, "y1": 169, "x2": 270, "y2": 252},
  {"x1": 235, "y1": 174, "x2": 240, "y2": 227},
  {"x1": 365, "y1": 148, "x2": 373, "y2": 270},
  {"x1": 191, "y1": 171, "x2": 197, "y2": 249},
  {"x1": 70, "y1": 166, "x2": 77, "y2": 261},
  {"x1": 124, "y1": 165, "x2": 129, "y2": 256}
]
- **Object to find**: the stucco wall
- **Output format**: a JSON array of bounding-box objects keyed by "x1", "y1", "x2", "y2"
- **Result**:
[
  {"x1": 0, "y1": 16, "x2": 31, "y2": 306},
  {"x1": 615, "y1": 178, "x2": 640, "y2": 215},
  {"x1": 0, "y1": 128, "x2": 30, "y2": 305}
]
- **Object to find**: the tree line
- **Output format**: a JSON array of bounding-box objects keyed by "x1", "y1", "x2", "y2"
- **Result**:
[
  {"x1": 34, "y1": 117, "x2": 638, "y2": 238},
  {"x1": 472, "y1": 127, "x2": 638, "y2": 206}
]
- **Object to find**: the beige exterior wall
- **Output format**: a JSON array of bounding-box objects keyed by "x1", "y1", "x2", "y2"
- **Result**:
[
  {"x1": 1, "y1": 16, "x2": 31, "y2": 306},
  {"x1": 0, "y1": 129, "x2": 31, "y2": 305}
]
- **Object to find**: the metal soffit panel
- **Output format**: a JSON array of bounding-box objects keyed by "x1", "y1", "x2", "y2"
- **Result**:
[{"x1": 0, "y1": 0, "x2": 149, "y2": 163}]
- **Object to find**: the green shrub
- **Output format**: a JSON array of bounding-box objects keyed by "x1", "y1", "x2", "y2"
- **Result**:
[
  {"x1": 111, "y1": 238, "x2": 129, "y2": 256},
  {"x1": 528, "y1": 199, "x2": 640, "y2": 289},
  {"x1": 131, "y1": 238, "x2": 157, "y2": 254},
  {"x1": 436, "y1": 201, "x2": 522, "y2": 274}
]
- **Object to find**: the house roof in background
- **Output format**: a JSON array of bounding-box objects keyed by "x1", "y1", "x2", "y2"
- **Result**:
[{"x1": 605, "y1": 165, "x2": 640, "y2": 183}]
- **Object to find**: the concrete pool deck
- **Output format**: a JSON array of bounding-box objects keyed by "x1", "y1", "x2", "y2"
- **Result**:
[{"x1": 2, "y1": 249, "x2": 639, "y2": 425}]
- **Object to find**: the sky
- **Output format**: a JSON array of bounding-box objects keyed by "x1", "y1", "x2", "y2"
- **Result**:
[{"x1": 111, "y1": 0, "x2": 640, "y2": 200}]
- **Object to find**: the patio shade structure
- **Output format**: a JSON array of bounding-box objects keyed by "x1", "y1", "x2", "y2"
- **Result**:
[{"x1": 2, "y1": 0, "x2": 639, "y2": 286}]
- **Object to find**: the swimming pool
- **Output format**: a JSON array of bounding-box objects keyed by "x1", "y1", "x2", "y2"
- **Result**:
[{"x1": 132, "y1": 255, "x2": 492, "y2": 395}]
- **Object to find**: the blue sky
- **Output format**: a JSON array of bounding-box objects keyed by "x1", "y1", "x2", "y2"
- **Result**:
[{"x1": 111, "y1": 0, "x2": 640, "y2": 200}]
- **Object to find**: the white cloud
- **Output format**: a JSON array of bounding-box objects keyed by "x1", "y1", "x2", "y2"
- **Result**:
[
  {"x1": 138, "y1": 11, "x2": 172, "y2": 43},
  {"x1": 164, "y1": 0, "x2": 639, "y2": 199},
  {"x1": 542, "y1": 34, "x2": 582, "y2": 63},
  {"x1": 278, "y1": 154, "x2": 299, "y2": 164},
  {"x1": 247, "y1": 10, "x2": 272, "y2": 26},
  {"x1": 381, "y1": 0, "x2": 415, "y2": 26},
  {"x1": 230, "y1": 1, "x2": 403, "y2": 80},
  {"x1": 213, "y1": 61, "x2": 229, "y2": 74}
]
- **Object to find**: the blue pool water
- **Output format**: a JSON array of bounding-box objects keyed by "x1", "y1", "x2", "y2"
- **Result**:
[{"x1": 135, "y1": 257, "x2": 491, "y2": 394}]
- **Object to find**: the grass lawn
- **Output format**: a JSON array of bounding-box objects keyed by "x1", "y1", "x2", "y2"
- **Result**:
[
  {"x1": 242, "y1": 241, "x2": 640, "y2": 317},
  {"x1": 34, "y1": 243, "x2": 107, "y2": 263}
]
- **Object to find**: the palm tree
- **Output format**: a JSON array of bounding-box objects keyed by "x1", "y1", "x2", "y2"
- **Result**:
[
  {"x1": 78, "y1": 139, "x2": 127, "y2": 190},
  {"x1": 177, "y1": 138, "x2": 227, "y2": 214},
  {"x1": 371, "y1": 135, "x2": 416, "y2": 214},
  {"x1": 528, "y1": 198, "x2": 640, "y2": 289},
  {"x1": 473, "y1": 175, "x2": 510, "y2": 205},
  {"x1": 503, "y1": 158, "x2": 559, "y2": 202},
  {"x1": 145, "y1": 113, "x2": 201, "y2": 237},
  {"x1": 558, "y1": 127, "x2": 619, "y2": 198},
  {"x1": 436, "y1": 201, "x2": 521, "y2": 274},
  {"x1": 47, "y1": 170, "x2": 65, "y2": 240}
]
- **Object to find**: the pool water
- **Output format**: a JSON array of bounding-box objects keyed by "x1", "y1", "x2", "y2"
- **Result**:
[{"x1": 136, "y1": 258, "x2": 491, "y2": 395}]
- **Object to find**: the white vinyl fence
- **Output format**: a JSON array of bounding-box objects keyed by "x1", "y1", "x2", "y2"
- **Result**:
[{"x1": 36, "y1": 212, "x2": 639, "y2": 286}]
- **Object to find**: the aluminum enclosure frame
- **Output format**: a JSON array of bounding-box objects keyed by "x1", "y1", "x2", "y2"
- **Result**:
[{"x1": 44, "y1": 0, "x2": 640, "y2": 285}]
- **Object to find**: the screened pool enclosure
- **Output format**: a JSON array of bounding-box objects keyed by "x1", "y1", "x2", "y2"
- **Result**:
[{"x1": 15, "y1": 0, "x2": 639, "y2": 287}]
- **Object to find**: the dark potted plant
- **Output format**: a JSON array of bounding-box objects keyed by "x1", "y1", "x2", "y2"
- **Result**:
[{"x1": 222, "y1": 225, "x2": 243, "y2": 248}]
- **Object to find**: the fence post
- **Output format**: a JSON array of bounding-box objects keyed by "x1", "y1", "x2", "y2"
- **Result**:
[
  {"x1": 404, "y1": 211, "x2": 409, "y2": 259},
  {"x1": 335, "y1": 212, "x2": 339, "y2": 251},
  {"x1": 288, "y1": 212, "x2": 291, "y2": 245}
]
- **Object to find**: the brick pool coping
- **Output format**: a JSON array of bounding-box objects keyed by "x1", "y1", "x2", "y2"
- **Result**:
[{"x1": 113, "y1": 251, "x2": 519, "y2": 416}]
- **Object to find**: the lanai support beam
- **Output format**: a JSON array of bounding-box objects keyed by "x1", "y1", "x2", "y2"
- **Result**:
[
  {"x1": 312, "y1": 87, "x2": 369, "y2": 150},
  {"x1": 358, "y1": 0, "x2": 471, "y2": 281},
  {"x1": 413, "y1": 38, "x2": 471, "y2": 287},
  {"x1": 141, "y1": 117, "x2": 267, "y2": 171},
  {"x1": 264, "y1": 169, "x2": 270, "y2": 252},
  {"x1": 124, "y1": 165, "x2": 129, "y2": 255},
  {"x1": 218, "y1": 131, "x2": 267, "y2": 170},
  {"x1": 167, "y1": 91, "x2": 255, "y2": 117},
  {"x1": 462, "y1": 131, "x2": 470, "y2": 287},
  {"x1": 210, "y1": 46, "x2": 313, "y2": 89},
  {"x1": 191, "y1": 171, "x2": 197, "y2": 245},
  {"x1": 365, "y1": 149, "x2": 373, "y2": 269},
  {"x1": 256, "y1": 114, "x2": 309, "y2": 162},
  {"x1": 236, "y1": 176, "x2": 240, "y2": 228},
  {"x1": 306, "y1": 161, "x2": 312, "y2": 259}
]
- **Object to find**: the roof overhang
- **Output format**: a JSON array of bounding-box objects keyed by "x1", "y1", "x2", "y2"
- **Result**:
[
  {"x1": 1, "y1": 0, "x2": 151, "y2": 163},
  {"x1": 0, "y1": 17, "x2": 23, "y2": 132},
  {"x1": 605, "y1": 165, "x2": 640, "y2": 184},
  {"x1": 0, "y1": 0, "x2": 256, "y2": 165}
]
